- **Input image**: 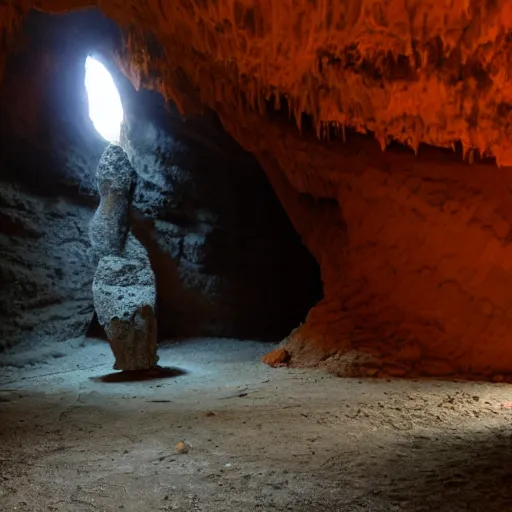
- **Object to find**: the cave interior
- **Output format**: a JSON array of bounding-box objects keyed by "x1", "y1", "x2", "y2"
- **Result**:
[{"x1": 1, "y1": 3, "x2": 512, "y2": 511}]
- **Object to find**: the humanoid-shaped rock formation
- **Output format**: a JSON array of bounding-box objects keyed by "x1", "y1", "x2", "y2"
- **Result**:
[{"x1": 90, "y1": 144, "x2": 158, "y2": 371}]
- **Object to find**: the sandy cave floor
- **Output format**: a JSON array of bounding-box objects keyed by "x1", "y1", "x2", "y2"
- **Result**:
[{"x1": 1, "y1": 338, "x2": 512, "y2": 512}]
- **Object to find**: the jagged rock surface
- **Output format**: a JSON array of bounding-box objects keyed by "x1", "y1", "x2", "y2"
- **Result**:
[
  {"x1": 0, "y1": 10, "x2": 107, "y2": 352},
  {"x1": 89, "y1": 144, "x2": 135, "y2": 262},
  {"x1": 0, "y1": 11, "x2": 321, "y2": 356},
  {"x1": 92, "y1": 251, "x2": 157, "y2": 371},
  {"x1": 0, "y1": 182, "x2": 95, "y2": 351},
  {"x1": 4, "y1": 0, "x2": 512, "y2": 164}
]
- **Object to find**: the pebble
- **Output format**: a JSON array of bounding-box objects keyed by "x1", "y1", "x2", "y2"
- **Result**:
[{"x1": 176, "y1": 441, "x2": 190, "y2": 454}]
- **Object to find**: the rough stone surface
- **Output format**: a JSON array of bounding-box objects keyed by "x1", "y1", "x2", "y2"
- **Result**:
[
  {"x1": 92, "y1": 253, "x2": 157, "y2": 371},
  {"x1": 0, "y1": 10, "x2": 321, "y2": 355},
  {"x1": 5, "y1": 1, "x2": 512, "y2": 164},
  {"x1": 90, "y1": 144, "x2": 158, "y2": 371},
  {"x1": 0, "y1": 182, "x2": 95, "y2": 351},
  {"x1": 118, "y1": 85, "x2": 322, "y2": 340},
  {"x1": 92, "y1": 251, "x2": 155, "y2": 327},
  {"x1": 0, "y1": 10, "x2": 107, "y2": 352},
  {"x1": 89, "y1": 144, "x2": 135, "y2": 262},
  {"x1": 261, "y1": 347, "x2": 290, "y2": 368},
  {"x1": 223, "y1": 106, "x2": 512, "y2": 379}
]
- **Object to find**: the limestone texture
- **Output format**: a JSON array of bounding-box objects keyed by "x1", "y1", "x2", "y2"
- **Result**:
[
  {"x1": 93, "y1": 253, "x2": 157, "y2": 371},
  {"x1": 4, "y1": 0, "x2": 512, "y2": 164},
  {"x1": 0, "y1": 10, "x2": 106, "y2": 352},
  {"x1": 0, "y1": 182, "x2": 95, "y2": 351},
  {"x1": 89, "y1": 144, "x2": 135, "y2": 262},
  {"x1": 90, "y1": 144, "x2": 158, "y2": 371},
  {"x1": 3, "y1": 3, "x2": 512, "y2": 379}
]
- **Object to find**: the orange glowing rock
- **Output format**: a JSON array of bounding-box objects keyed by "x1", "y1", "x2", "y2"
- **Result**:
[{"x1": 262, "y1": 348, "x2": 290, "y2": 368}]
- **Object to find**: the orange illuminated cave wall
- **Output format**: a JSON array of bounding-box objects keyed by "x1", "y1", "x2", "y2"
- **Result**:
[
  {"x1": 219, "y1": 104, "x2": 512, "y2": 380},
  {"x1": 2, "y1": 0, "x2": 512, "y2": 379}
]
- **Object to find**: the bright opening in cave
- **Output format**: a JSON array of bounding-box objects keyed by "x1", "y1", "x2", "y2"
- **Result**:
[{"x1": 84, "y1": 56, "x2": 123, "y2": 142}]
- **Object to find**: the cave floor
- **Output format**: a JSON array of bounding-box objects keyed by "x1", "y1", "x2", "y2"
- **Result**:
[{"x1": 1, "y1": 338, "x2": 512, "y2": 512}]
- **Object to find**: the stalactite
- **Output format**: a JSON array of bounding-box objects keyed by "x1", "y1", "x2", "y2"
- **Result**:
[
  {"x1": 274, "y1": 88, "x2": 280, "y2": 111},
  {"x1": 5, "y1": 0, "x2": 512, "y2": 382},
  {"x1": 377, "y1": 132, "x2": 387, "y2": 152},
  {"x1": 5, "y1": 0, "x2": 512, "y2": 165},
  {"x1": 462, "y1": 140, "x2": 471, "y2": 162},
  {"x1": 296, "y1": 101, "x2": 302, "y2": 133}
]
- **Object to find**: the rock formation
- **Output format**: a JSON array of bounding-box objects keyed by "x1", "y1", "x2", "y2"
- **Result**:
[
  {"x1": 3, "y1": 3, "x2": 512, "y2": 380},
  {"x1": 0, "y1": 9, "x2": 106, "y2": 352},
  {"x1": 90, "y1": 144, "x2": 158, "y2": 371}
]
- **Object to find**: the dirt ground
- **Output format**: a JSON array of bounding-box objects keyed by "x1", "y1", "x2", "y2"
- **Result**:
[{"x1": 1, "y1": 337, "x2": 512, "y2": 512}]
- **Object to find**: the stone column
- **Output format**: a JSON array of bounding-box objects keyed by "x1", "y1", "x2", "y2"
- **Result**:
[{"x1": 90, "y1": 144, "x2": 159, "y2": 371}]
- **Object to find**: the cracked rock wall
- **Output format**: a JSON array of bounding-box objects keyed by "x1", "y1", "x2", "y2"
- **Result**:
[
  {"x1": 0, "y1": 11, "x2": 107, "y2": 351},
  {"x1": 0, "y1": 185, "x2": 95, "y2": 351}
]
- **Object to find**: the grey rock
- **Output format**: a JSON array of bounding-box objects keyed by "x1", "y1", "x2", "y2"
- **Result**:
[
  {"x1": 92, "y1": 255, "x2": 157, "y2": 371},
  {"x1": 89, "y1": 144, "x2": 135, "y2": 263},
  {"x1": 105, "y1": 305, "x2": 158, "y2": 371},
  {"x1": 120, "y1": 92, "x2": 322, "y2": 340},
  {"x1": 90, "y1": 144, "x2": 158, "y2": 371},
  {"x1": 0, "y1": 183, "x2": 95, "y2": 351},
  {"x1": 92, "y1": 255, "x2": 155, "y2": 324}
]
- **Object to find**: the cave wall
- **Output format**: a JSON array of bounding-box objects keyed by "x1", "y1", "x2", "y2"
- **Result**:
[
  {"x1": 105, "y1": 60, "x2": 322, "y2": 340},
  {"x1": 0, "y1": 11, "x2": 107, "y2": 351},
  {"x1": 0, "y1": 185, "x2": 95, "y2": 351},
  {"x1": 104, "y1": 0, "x2": 512, "y2": 380},
  {"x1": 0, "y1": 11, "x2": 108, "y2": 193},
  {"x1": 2, "y1": 3, "x2": 512, "y2": 378},
  {"x1": 4, "y1": 1, "x2": 512, "y2": 165},
  {"x1": 0, "y1": 9, "x2": 321, "y2": 351},
  {"x1": 220, "y1": 104, "x2": 512, "y2": 379}
]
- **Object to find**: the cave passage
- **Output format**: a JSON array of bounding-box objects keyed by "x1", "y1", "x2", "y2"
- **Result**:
[{"x1": 84, "y1": 56, "x2": 123, "y2": 143}]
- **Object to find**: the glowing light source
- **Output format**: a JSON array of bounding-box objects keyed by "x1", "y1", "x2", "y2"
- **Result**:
[{"x1": 84, "y1": 56, "x2": 123, "y2": 143}]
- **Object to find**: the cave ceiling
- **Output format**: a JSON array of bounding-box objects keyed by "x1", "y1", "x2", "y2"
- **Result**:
[{"x1": 2, "y1": 1, "x2": 512, "y2": 164}]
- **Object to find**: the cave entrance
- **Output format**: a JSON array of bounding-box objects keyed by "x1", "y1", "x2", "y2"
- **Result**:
[{"x1": 84, "y1": 56, "x2": 123, "y2": 143}]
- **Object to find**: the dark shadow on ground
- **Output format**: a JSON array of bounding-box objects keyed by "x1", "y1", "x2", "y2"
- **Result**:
[
  {"x1": 317, "y1": 428, "x2": 512, "y2": 512},
  {"x1": 91, "y1": 366, "x2": 187, "y2": 383}
]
